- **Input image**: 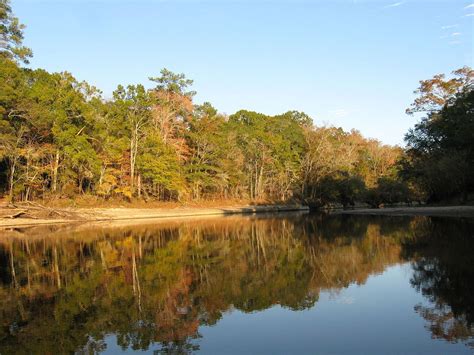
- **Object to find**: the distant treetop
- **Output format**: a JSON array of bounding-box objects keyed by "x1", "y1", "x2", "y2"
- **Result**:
[
  {"x1": 149, "y1": 68, "x2": 196, "y2": 98},
  {"x1": 406, "y1": 66, "x2": 473, "y2": 115}
]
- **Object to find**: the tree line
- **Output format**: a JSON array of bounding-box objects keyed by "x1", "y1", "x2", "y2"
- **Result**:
[{"x1": 1, "y1": 0, "x2": 472, "y2": 206}]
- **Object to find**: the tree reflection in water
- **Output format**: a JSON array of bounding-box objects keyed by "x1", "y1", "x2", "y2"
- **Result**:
[
  {"x1": 0, "y1": 214, "x2": 472, "y2": 353},
  {"x1": 403, "y1": 217, "x2": 474, "y2": 348}
]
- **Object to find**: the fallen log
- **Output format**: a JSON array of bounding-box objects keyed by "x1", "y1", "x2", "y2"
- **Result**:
[{"x1": 0, "y1": 210, "x2": 27, "y2": 219}]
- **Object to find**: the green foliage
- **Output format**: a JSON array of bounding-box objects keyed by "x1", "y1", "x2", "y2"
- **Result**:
[
  {"x1": 364, "y1": 177, "x2": 411, "y2": 207},
  {"x1": 403, "y1": 88, "x2": 474, "y2": 202},
  {"x1": 0, "y1": 0, "x2": 32, "y2": 63},
  {"x1": 337, "y1": 174, "x2": 366, "y2": 207},
  {"x1": 302, "y1": 126, "x2": 404, "y2": 207},
  {"x1": 137, "y1": 133, "x2": 185, "y2": 199},
  {"x1": 228, "y1": 110, "x2": 307, "y2": 200},
  {"x1": 185, "y1": 103, "x2": 232, "y2": 198},
  {"x1": 0, "y1": 54, "x2": 406, "y2": 203},
  {"x1": 149, "y1": 68, "x2": 196, "y2": 97}
]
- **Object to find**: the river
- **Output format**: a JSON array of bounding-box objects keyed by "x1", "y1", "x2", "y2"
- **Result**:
[{"x1": 0, "y1": 213, "x2": 473, "y2": 354}]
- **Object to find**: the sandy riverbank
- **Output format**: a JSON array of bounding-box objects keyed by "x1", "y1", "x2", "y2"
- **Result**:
[
  {"x1": 332, "y1": 205, "x2": 474, "y2": 218},
  {"x1": 0, "y1": 204, "x2": 309, "y2": 229},
  {"x1": 2, "y1": 204, "x2": 473, "y2": 229}
]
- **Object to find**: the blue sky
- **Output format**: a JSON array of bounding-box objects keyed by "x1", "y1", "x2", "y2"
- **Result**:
[{"x1": 12, "y1": 0, "x2": 474, "y2": 145}]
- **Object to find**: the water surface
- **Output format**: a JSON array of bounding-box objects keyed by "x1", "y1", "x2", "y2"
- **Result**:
[{"x1": 0, "y1": 214, "x2": 473, "y2": 354}]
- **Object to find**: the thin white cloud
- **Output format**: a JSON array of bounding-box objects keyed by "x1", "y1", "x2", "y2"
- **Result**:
[
  {"x1": 451, "y1": 32, "x2": 462, "y2": 36},
  {"x1": 441, "y1": 24, "x2": 459, "y2": 29},
  {"x1": 464, "y1": 13, "x2": 474, "y2": 16},
  {"x1": 449, "y1": 40, "x2": 462, "y2": 45},
  {"x1": 464, "y1": 4, "x2": 474, "y2": 9},
  {"x1": 384, "y1": 1, "x2": 405, "y2": 8},
  {"x1": 329, "y1": 109, "x2": 350, "y2": 118}
]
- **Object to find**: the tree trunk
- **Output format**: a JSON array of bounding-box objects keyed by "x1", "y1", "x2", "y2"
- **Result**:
[
  {"x1": 130, "y1": 136, "x2": 135, "y2": 193},
  {"x1": 137, "y1": 173, "x2": 141, "y2": 198},
  {"x1": 8, "y1": 158, "x2": 17, "y2": 202},
  {"x1": 258, "y1": 164, "x2": 264, "y2": 199},
  {"x1": 99, "y1": 164, "x2": 105, "y2": 186},
  {"x1": 52, "y1": 149, "x2": 60, "y2": 193}
]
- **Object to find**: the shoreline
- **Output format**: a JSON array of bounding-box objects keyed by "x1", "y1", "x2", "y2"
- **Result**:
[
  {"x1": 2, "y1": 204, "x2": 473, "y2": 230},
  {"x1": 331, "y1": 205, "x2": 474, "y2": 218},
  {"x1": 0, "y1": 204, "x2": 309, "y2": 229}
]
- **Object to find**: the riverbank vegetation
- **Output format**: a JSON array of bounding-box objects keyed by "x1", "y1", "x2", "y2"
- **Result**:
[{"x1": 1, "y1": 1, "x2": 473, "y2": 208}]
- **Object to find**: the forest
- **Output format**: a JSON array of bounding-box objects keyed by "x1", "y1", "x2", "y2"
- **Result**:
[{"x1": 1, "y1": 0, "x2": 473, "y2": 207}]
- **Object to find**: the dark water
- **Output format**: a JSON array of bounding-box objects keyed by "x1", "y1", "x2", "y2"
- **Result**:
[{"x1": 0, "y1": 213, "x2": 473, "y2": 354}]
